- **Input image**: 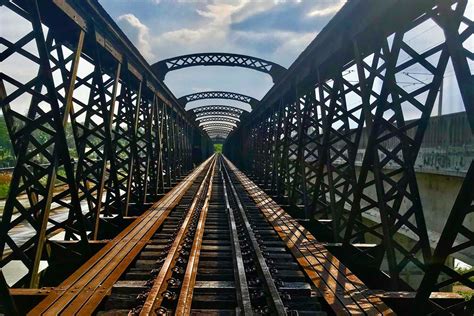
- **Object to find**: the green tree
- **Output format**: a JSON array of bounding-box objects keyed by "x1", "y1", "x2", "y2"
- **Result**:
[{"x1": 0, "y1": 115, "x2": 14, "y2": 166}]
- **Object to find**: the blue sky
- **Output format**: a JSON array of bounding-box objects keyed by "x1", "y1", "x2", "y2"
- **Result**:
[
  {"x1": 99, "y1": 0, "x2": 345, "y2": 108},
  {"x1": 0, "y1": 0, "x2": 470, "y2": 118}
]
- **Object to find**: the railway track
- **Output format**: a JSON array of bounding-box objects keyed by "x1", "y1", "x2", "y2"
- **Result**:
[
  {"x1": 24, "y1": 154, "x2": 392, "y2": 315},
  {"x1": 91, "y1": 156, "x2": 325, "y2": 315}
]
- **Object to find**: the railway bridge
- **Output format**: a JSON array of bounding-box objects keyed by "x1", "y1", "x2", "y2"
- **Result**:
[{"x1": 0, "y1": 0, "x2": 473, "y2": 315}]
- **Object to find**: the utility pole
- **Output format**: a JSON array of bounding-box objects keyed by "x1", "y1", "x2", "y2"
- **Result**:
[{"x1": 438, "y1": 76, "x2": 443, "y2": 116}]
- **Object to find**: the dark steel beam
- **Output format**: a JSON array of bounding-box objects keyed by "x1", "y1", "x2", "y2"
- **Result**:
[
  {"x1": 197, "y1": 117, "x2": 240, "y2": 124},
  {"x1": 179, "y1": 91, "x2": 259, "y2": 108},
  {"x1": 195, "y1": 110, "x2": 241, "y2": 119},
  {"x1": 191, "y1": 105, "x2": 248, "y2": 114},
  {"x1": 0, "y1": 0, "x2": 211, "y2": 288},
  {"x1": 225, "y1": 1, "x2": 474, "y2": 314},
  {"x1": 152, "y1": 53, "x2": 286, "y2": 83}
]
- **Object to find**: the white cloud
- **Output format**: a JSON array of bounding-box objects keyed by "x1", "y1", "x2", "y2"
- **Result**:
[
  {"x1": 111, "y1": 1, "x2": 346, "y2": 97},
  {"x1": 230, "y1": 0, "x2": 277, "y2": 24},
  {"x1": 117, "y1": 13, "x2": 155, "y2": 61},
  {"x1": 272, "y1": 32, "x2": 315, "y2": 64},
  {"x1": 307, "y1": 0, "x2": 345, "y2": 17},
  {"x1": 150, "y1": 2, "x2": 246, "y2": 58}
]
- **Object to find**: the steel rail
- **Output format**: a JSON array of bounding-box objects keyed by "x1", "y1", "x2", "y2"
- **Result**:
[
  {"x1": 223, "y1": 155, "x2": 395, "y2": 315},
  {"x1": 28, "y1": 156, "x2": 215, "y2": 315},
  {"x1": 221, "y1": 159, "x2": 287, "y2": 316},
  {"x1": 220, "y1": 159, "x2": 253, "y2": 315},
  {"x1": 174, "y1": 155, "x2": 217, "y2": 315},
  {"x1": 140, "y1": 155, "x2": 217, "y2": 315}
]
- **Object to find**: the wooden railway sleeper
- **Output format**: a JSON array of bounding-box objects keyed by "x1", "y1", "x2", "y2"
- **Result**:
[
  {"x1": 138, "y1": 156, "x2": 218, "y2": 315},
  {"x1": 124, "y1": 158, "x2": 217, "y2": 315},
  {"x1": 223, "y1": 159, "x2": 328, "y2": 315}
]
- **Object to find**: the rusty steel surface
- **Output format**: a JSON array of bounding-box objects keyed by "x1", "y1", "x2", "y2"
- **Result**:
[
  {"x1": 27, "y1": 156, "x2": 214, "y2": 315},
  {"x1": 224, "y1": 0, "x2": 474, "y2": 313},
  {"x1": 140, "y1": 155, "x2": 217, "y2": 315},
  {"x1": 174, "y1": 157, "x2": 217, "y2": 315},
  {"x1": 1, "y1": 0, "x2": 473, "y2": 314},
  {"x1": 224, "y1": 156, "x2": 395, "y2": 315}
]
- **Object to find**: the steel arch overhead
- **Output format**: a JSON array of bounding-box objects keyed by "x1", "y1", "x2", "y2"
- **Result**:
[
  {"x1": 199, "y1": 121, "x2": 237, "y2": 129},
  {"x1": 205, "y1": 130, "x2": 232, "y2": 136},
  {"x1": 202, "y1": 124, "x2": 234, "y2": 130},
  {"x1": 192, "y1": 105, "x2": 249, "y2": 114},
  {"x1": 201, "y1": 122, "x2": 237, "y2": 129},
  {"x1": 179, "y1": 91, "x2": 259, "y2": 108},
  {"x1": 203, "y1": 127, "x2": 234, "y2": 133},
  {"x1": 152, "y1": 53, "x2": 286, "y2": 82},
  {"x1": 207, "y1": 128, "x2": 230, "y2": 134},
  {"x1": 195, "y1": 110, "x2": 241, "y2": 119},
  {"x1": 197, "y1": 117, "x2": 240, "y2": 124},
  {"x1": 207, "y1": 131, "x2": 230, "y2": 137}
]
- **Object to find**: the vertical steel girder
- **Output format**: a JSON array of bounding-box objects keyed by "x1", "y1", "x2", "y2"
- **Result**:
[
  {"x1": 0, "y1": 0, "x2": 207, "y2": 287},
  {"x1": 225, "y1": 0, "x2": 474, "y2": 312},
  {"x1": 0, "y1": 1, "x2": 89, "y2": 288}
]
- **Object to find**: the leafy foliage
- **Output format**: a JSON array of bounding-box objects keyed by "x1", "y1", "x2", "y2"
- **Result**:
[{"x1": 214, "y1": 143, "x2": 223, "y2": 153}]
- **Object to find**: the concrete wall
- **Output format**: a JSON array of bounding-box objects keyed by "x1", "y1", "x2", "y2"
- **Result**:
[
  {"x1": 357, "y1": 111, "x2": 473, "y2": 176},
  {"x1": 355, "y1": 167, "x2": 473, "y2": 263},
  {"x1": 352, "y1": 165, "x2": 471, "y2": 289}
]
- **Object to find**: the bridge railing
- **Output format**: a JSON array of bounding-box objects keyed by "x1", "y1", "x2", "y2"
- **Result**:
[
  {"x1": 225, "y1": 0, "x2": 474, "y2": 313},
  {"x1": 0, "y1": 0, "x2": 212, "y2": 288}
]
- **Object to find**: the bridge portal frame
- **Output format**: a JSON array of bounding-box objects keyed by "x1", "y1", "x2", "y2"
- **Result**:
[
  {"x1": 152, "y1": 52, "x2": 286, "y2": 83},
  {"x1": 179, "y1": 91, "x2": 259, "y2": 108},
  {"x1": 195, "y1": 110, "x2": 241, "y2": 120},
  {"x1": 191, "y1": 104, "x2": 247, "y2": 114},
  {"x1": 198, "y1": 117, "x2": 240, "y2": 125},
  {"x1": 202, "y1": 124, "x2": 234, "y2": 131}
]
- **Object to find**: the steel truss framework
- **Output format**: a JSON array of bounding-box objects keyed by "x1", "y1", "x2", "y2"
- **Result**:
[
  {"x1": 200, "y1": 122, "x2": 237, "y2": 134},
  {"x1": 190, "y1": 104, "x2": 250, "y2": 141},
  {"x1": 200, "y1": 122, "x2": 237, "y2": 128},
  {"x1": 198, "y1": 117, "x2": 240, "y2": 124},
  {"x1": 152, "y1": 52, "x2": 286, "y2": 83},
  {"x1": 204, "y1": 130, "x2": 233, "y2": 137},
  {"x1": 195, "y1": 110, "x2": 241, "y2": 119},
  {"x1": 225, "y1": 0, "x2": 474, "y2": 313},
  {"x1": 178, "y1": 91, "x2": 259, "y2": 108},
  {"x1": 206, "y1": 129, "x2": 231, "y2": 135},
  {"x1": 0, "y1": 0, "x2": 211, "y2": 288},
  {"x1": 192, "y1": 105, "x2": 248, "y2": 114},
  {"x1": 203, "y1": 124, "x2": 233, "y2": 130}
]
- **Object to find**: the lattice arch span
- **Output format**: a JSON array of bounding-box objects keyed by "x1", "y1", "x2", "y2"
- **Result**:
[
  {"x1": 152, "y1": 53, "x2": 286, "y2": 83},
  {"x1": 178, "y1": 91, "x2": 259, "y2": 108}
]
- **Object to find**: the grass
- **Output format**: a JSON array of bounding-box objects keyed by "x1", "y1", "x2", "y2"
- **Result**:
[
  {"x1": 456, "y1": 289, "x2": 473, "y2": 301},
  {"x1": 454, "y1": 266, "x2": 474, "y2": 282},
  {"x1": 0, "y1": 172, "x2": 11, "y2": 199},
  {"x1": 454, "y1": 266, "x2": 474, "y2": 301}
]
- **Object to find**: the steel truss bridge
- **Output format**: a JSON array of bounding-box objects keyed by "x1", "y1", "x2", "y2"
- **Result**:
[{"x1": 0, "y1": 0, "x2": 473, "y2": 315}]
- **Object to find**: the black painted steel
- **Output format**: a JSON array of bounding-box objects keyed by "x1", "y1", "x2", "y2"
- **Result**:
[
  {"x1": 179, "y1": 91, "x2": 259, "y2": 108},
  {"x1": 152, "y1": 53, "x2": 286, "y2": 83},
  {"x1": 225, "y1": 0, "x2": 474, "y2": 313},
  {"x1": 1, "y1": 0, "x2": 473, "y2": 314},
  {"x1": 0, "y1": 0, "x2": 212, "y2": 288}
]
